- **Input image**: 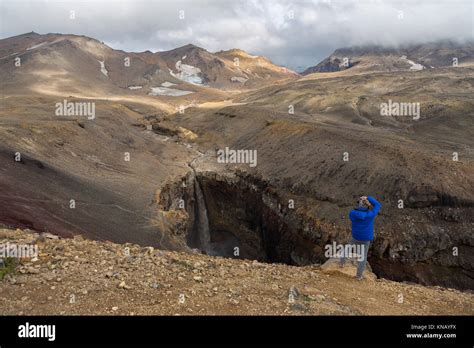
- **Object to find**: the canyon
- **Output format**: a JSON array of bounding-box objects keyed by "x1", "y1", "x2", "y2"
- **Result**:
[{"x1": 0, "y1": 33, "x2": 473, "y2": 294}]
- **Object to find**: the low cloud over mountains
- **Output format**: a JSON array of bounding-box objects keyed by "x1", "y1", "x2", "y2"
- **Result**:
[{"x1": 1, "y1": 0, "x2": 473, "y2": 71}]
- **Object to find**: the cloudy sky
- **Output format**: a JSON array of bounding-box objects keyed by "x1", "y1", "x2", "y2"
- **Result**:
[{"x1": 1, "y1": 0, "x2": 473, "y2": 71}]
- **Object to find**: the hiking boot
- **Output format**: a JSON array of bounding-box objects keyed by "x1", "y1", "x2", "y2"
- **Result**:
[{"x1": 355, "y1": 275, "x2": 364, "y2": 281}]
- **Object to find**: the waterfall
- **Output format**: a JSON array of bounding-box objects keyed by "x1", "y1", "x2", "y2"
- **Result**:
[{"x1": 193, "y1": 174, "x2": 212, "y2": 254}]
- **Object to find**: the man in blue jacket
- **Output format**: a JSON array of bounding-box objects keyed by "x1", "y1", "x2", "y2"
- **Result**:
[{"x1": 340, "y1": 195, "x2": 382, "y2": 280}]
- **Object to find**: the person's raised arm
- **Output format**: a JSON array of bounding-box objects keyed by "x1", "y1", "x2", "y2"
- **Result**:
[{"x1": 366, "y1": 196, "x2": 381, "y2": 218}]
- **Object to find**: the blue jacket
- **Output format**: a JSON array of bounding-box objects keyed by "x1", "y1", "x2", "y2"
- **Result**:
[{"x1": 349, "y1": 196, "x2": 381, "y2": 241}]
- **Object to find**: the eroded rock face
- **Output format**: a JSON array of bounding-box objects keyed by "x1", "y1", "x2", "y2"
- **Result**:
[
  {"x1": 159, "y1": 170, "x2": 321, "y2": 263},
  {"x1": 159, "y1": 170, "x2": 474, "y2": 290}
]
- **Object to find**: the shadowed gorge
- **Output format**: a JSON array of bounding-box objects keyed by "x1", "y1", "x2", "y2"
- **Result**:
[{"x1": 158, "y1": 170, "x2": 474, "y2": 290}]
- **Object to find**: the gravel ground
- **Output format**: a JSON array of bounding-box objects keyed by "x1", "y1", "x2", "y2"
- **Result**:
[{"x1": 1, "y1": 228, "x2": 473, "y2": 316}]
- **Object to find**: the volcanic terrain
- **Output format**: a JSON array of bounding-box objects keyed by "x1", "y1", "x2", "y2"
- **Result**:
[{"x1": 1, "y1": 33, "x2": 473, "y2": 296}]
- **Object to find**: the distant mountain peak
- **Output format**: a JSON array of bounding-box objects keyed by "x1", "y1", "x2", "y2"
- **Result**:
[
  {"x1": 170, "y1": 43, "x2": 205, "y2": 52},
  {"x1": 302, "y1": 40, "x2": 474, "y2": 75},
  {"x1": 0, "y1": 31, "x2": 298, "y2": 91}
]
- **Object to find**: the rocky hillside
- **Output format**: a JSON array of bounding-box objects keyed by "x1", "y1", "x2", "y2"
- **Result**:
[
  {"x1": 1, "y1": 228, "x2": 473, "y2": 315},
  {"x1": 161, "y1": 45, "x2": 298, "y2": 90},
  {"x1": 0, "y1": 32, "x2": 297, "y2": 97}
]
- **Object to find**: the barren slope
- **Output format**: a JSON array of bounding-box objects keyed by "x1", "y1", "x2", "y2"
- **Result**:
[
  {"x1": 1, "y1": 228, "x2": 473, "y2": 315},
  {"x1": 0, "y1": 94, "x2": 198, "y2": 248}
]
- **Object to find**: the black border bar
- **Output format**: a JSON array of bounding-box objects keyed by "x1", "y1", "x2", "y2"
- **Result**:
[{"x1": 0, "y1": 315, "x2": 472, "y2": 346}]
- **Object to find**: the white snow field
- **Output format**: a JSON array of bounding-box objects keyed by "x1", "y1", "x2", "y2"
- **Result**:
[
  {"x1": 148, "y1": 86, "x2": 194, "y2": 97},
  {"x1": 161, "y1": 81, "x2": 177, "y2": 87},
  {"x1": 169, "y1": 60, "x2": 204, "y2": 85},
  {"x1": 98, "y1": 60, "x2": 108, "y2": 76},
  {"x1": 400, "y1": 56, "x2": 424, "y2": 70},
  {"x1": 231, "y1": 76, "x2": 248, "y2": 83}
]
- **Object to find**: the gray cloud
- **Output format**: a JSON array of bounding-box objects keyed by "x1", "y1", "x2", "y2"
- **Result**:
[{"x1": 1, "y1": 0, "x2": 473, "y2": 71}]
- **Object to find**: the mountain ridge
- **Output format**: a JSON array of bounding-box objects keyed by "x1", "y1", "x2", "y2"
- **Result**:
[
  {"x1": 0, "y1": 32, "x2": 298, "y2": 94},
  {"x1": 302, "y1": 40, "x2": 474, "y2": 75}
]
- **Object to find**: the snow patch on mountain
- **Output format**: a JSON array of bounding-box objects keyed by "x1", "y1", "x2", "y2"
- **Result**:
[
  {"x1": 401, "y1": 56, "x2": 424, "y2": 71},
  {"x1": 169, "y1": 60, "x2": 204, "y2": 85},
  {"x1": 231, "y1": 76, "x2": 248, "y2": 83},
  {"x1": 0, "y1": 52, "x2": 19, "y2": 59},
  {"x1": 26, "y1": 42, "x2": 48, "y2": 50},
  {"x1": 161, "y1": 81, "x2": 177, "y2": 87},
  {"x1": 98, "y1": 60, "x2": 108, "y2": 76},
  {"x1": 149, "y1": 86, "x2": 194, "y2": 97}
]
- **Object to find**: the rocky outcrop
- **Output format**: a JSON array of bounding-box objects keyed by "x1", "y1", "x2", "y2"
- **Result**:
[
  {"x1": 158, "y1": 169, "x2": 474, "y2": 290},
  {"x1": 302, "y1": 57, "x2": 359, "y2": 74}
]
